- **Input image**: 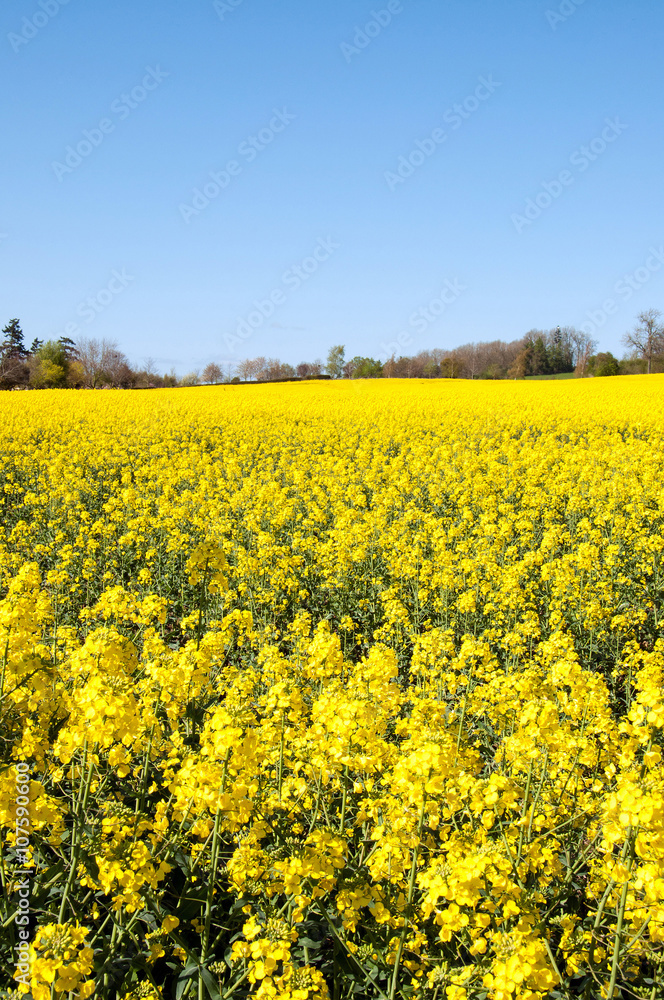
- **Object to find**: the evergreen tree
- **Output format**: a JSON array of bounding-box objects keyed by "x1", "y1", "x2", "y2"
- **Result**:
[
  {"x1": 0, "y1": 319, "x2": 29, "y2": 388},
  {"x1": 30, "y1": 338, "x2": 44, "y2": 354},
  {"x1": 548, "y1": 327, "x2": 564, "y2": 373},
  {"x1": 58, "y1": 336, "x2": 78, "y2": 361},
  {"x1": 531, "y1": 336, "x2": 550, "y2": 375},
  {"x1": 1, "y1": 319, "x2": 27, "y2": 359}
]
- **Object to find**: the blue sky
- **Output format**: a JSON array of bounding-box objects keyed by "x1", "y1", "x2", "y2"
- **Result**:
[{"x1": 1, "y1": 0, "x2": 662, "y2": 373}]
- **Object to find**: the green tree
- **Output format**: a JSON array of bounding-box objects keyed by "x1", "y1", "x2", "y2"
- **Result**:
[
  {"x1": 481, "y1": 363, "x2": 504, "y2": 380},
  {"x1": 38, "y1": 339, "x2": 68, "y2": 369},
  {"x1": 29, "y1": 340, "x2": 69, "y2": 388},
  {"x1": 1, "y1": 319, "x2": 27, "y2": 359},
  {"x1": 58, "y1": 336, "x2": 78, "y2": 362},
  {"x1": 548, "y1": 327, "x2": 575, "y2": 373},
  {"x1": 588, "y1": 352, "x2": 620, "y2": 377},
  {"x1": 547, "y1": 327, "x2": 566, "y2": 373},
  {"x1": 347, "y1": 356, "x2": 383, "y2": 378},
  {"x1": 439, "y1": 356, "x2": 462, "y2": 378},
  {"x1": 30, "y1": 359, "x2": 66, "y2": 388},
  {"x1": 0, "y1": 319, "x2": 29, "y2": 387},
  {"x1": 531, "y1": 336, "x2": 550, "y2": 375},
  {"x1": 325, "y1": 344, "x2": 345, "y2": 379}
]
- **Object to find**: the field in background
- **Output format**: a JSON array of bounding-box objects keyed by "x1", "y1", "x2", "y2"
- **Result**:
[{"x1": 1, "y1": 377, "x2": 663, "y2": 1000}]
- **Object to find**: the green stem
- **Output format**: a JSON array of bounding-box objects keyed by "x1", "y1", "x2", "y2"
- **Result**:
[
  {"x1": 454, "y1": 665, "x2": 473, "y2": 764},
  {"x1": 543, "y1": 935, "x2": 564, "y2": 987},
  {"x1": 606, "y1": 880, "x2": 629, "y2": 1000},
  {"x1": 277, "y1": 710, "x2": 286, "y2": 803},
  {"x1": 388, "y1": 791, "x2": 427, "y2": 1000},
  {"x1": 515, "y1": 759, "x2": 534, "y2": 869},
  {"x1": 138, "y1": 723, "x2": 156, "y2": 815},
  {"x1": 525, "y1": 750, "x2": 548, "y2": 843},
  {"x1": 314, "y1": 904, "x2": 389, "y2": 1000},
  {"x1": 590, "y1": 833, "x2": 633, "y2": 966},
  {"x1": 339, "y1": 764, "x2": 348, "y2": 836},
  {"x1": 200, "y1": 750, "x2": 231, "y2": 998},
  {"x1": 196, "y1": 558, "x2": 210, "y2": 650},
  {"x1": 58, "y1": 745, "x2": 94, "y2": 923},
  {"x1": 607, "y1": 832, "x2": 636, "y2": 1000}
]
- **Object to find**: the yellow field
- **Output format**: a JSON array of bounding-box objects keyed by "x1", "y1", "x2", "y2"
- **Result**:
[{"x1": 1, "y1": 377, "x2": 663, "y2": 1000}]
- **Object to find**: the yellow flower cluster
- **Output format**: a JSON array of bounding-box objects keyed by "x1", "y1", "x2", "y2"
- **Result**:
[
  {"x1": 0, "y1": 376, "x2": 662, "y2": 1000},
  {"x1": 27, "y1": 922, "x2": 95, "y2": 999}
]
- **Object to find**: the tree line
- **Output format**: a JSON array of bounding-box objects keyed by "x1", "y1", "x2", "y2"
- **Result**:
[
  {"x1": 1, "y1": 310, "x2": 663, "y2": 390},
  {"x1": 0, "y1": 323, "x2": 179, "y2": 391}
]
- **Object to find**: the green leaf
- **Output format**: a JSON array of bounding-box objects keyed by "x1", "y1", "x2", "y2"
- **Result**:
[
  {"x1": 297, "y1": 936, "x2": 323, "y2": 949},
  {"x1": 175, "y1": 965, "x2": 199, "y2": 1000},
  {"x1": 200, "y1": 967, "x2": 222, "y2": 998}
]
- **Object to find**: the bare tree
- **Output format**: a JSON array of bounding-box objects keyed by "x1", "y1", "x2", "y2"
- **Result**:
[
  {"x1": 455, "y1": 343, "x2": 482, "y2": 379},
  {"x1": 77, "y1": 337, "x2": 97, "y2": 387},
  {"x1": 622, "y1": 309, "x2": 664, "y2": 374},
  {"x1": 567, "y1": 328, "x2": 598, "y2": 374},
  {"x1": 133, "y1": 357, "x2": 158, "y2": 389},
  {"x1": 76, "y1": 338, "x2": 131, "y2": 388},
  {"x1": 0, "y1": 354, "x2": 29, "y2": 389},
  {"x1": 251, "y1": 357, "x2": 267, "y2": 381},
  {"x1": 574, "y1": 339, "x2": 597, "y2": 378},
  {"x1": 263, "y1": 358, "x2": 282, "y2": 380},
  {"x1": 235, "y1": 359, "x2": 254, "y2": 381},
  {"x1": 202, "y1": 362, "x2": 223, "y2": 384}
]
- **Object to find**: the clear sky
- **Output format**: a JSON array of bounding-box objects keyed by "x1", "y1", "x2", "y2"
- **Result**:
[{"x1": 1, "y1": 0, "x2": 662, "y2": 374}]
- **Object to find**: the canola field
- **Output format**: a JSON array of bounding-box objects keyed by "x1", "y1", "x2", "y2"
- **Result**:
[{"x1": 1, "y1": 377, "x2": 663, "y2": 1000}]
